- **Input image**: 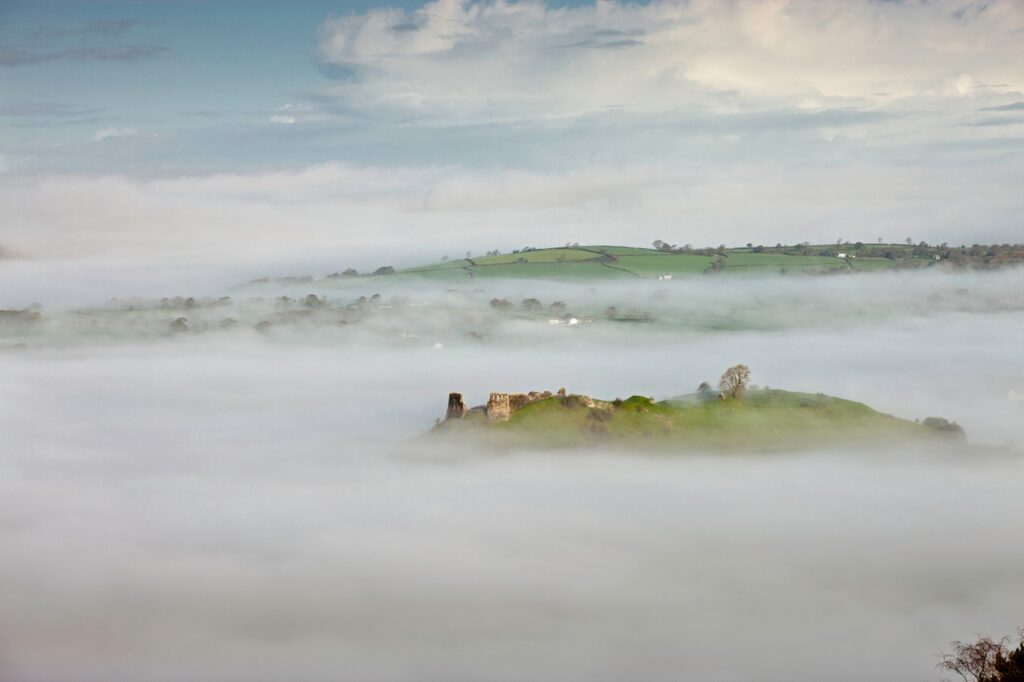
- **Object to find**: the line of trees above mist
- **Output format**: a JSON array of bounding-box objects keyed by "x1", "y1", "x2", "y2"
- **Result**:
[
  {"x1": 416, "y1": 240, "x2": 1024, "y2": 275},
  {"x1": 650, "y1": 239, "x2": 1024, "y2": 268},
  {"x1": 285, "y1": 239, "x2": 1024, "y2": 281},
  {"x1": 445, "y1": 241, "x2": 1024, "y2": 262}
]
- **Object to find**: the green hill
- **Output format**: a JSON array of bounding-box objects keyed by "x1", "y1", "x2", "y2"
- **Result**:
[
  {"x1": 391, "y1": 241, "x2": 1024, "y2": 281},
  {"x1": 430, "y1": 388, "x2": 965, "y2": 452},
  {"x1": 401, "y1": 245, "x2": 872, "y2": 280}
]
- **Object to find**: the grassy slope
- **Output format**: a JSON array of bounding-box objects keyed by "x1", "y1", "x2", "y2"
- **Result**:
[
  {"x1": 399, "y1": 245, "x2": 872, "y2": 280},
  {"x1": 469, "y1": 249, "x2": 599, "y2": 264},
  {"x1": 612, "y1": 254, "x2": 714, "y2": 275},
  {"x1": 434, "y1": 389, "x2": 935, "y2": 452},
  {"x1": 584, "y1": 245, "x2": 664, "y2": 256},
  {"x1": 405, "y1": 260, "x2": 634, "y2": 280},
  {"x1": 849, "y1": 257, "x2": 896, "y2": 271}
]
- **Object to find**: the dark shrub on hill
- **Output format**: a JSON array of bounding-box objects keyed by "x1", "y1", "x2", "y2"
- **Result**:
[
  {"x1": 697, "y1": 381, "x2": 715, "y2": 401},
  {"x1": 923, "y1": 416, "x2": 966, "y2": 439},
  {"x1": 560, "y1": 394, "x2": 589, "y2": 409}
]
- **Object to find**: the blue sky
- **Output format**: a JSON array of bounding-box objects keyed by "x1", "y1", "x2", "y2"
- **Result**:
[
  {"x1": 0, "y1": 0, "x2": 605, "y2": 166},
  {"x1": 1, "y1": 1, "x2": 340, "y2": 162},
  {"x1": 0, "y1": 0, "x2": 1021, "y2": 265}
]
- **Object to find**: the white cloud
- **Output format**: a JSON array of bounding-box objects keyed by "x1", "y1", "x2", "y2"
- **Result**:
[
  {"x1": 92, "y1": 127, "x2": 138, "y2": 142},
  {"x1": 277, "y1": 103, "x2": 312, "y2": 113},
  {"x1": 315, "y1": 0, "x2": 1024, "y2": 123},
  {"x1": 1, "y1": 159, "x2": 1019, "y2": 267},
  {"x1": 270, "y1": 103, "x2": 316, "y2": 125}
]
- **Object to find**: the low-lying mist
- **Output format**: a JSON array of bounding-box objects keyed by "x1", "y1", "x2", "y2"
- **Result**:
[
  {"x1": 1, "y1": 266, "x2": 1022, "y2": 681},
  {"x1": 4, "y1": 267, "x2": 1022, "y2": 444}
]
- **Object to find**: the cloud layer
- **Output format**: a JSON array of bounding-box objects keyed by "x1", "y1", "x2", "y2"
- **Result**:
[
  {"x1": 1, "y1": 158, "x2": 1020, "y2": 267},
  {"x1": 315, "y1": 0, "x2": 1024, "y2": 122},
  {"x1": 1, "y1": 281, "x2": 1022, "y2": 680},
  {"x1": 0, "y1": 45, "x2": 170, "y2": 67}
]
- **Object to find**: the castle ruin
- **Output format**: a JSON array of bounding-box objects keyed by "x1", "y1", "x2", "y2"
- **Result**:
[
  {"x1": 446, "y1": 392, "x2": 467, "y2": 420},
  {"x1": 445, "y1": 390, "x2": 556, "y2": 423}
]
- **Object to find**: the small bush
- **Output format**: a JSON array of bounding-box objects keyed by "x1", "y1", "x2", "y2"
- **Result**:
[{"x1": 923, "y1": 416, "x2": 966, "y2": 439}]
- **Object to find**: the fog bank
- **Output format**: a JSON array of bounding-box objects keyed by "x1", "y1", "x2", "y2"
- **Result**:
[{"x1": 1, "y1": 267, "x2": 1022, "y2": 680}]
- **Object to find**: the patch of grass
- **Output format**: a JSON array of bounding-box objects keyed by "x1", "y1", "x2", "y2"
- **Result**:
[
  {"x1": 395, "y1": 244, "x2": 931, "y2": 281},
  {"x1": 390, "y1": 267, "x2": 476, "y2": 281},
  {"x1": 582, "y1": 245, "x2": 665, "y2": 256},
  {"x1": 403, "y1": 259, "x2": 474, "y2": 273},
  {"x1": 850, "y1": 258, "x2": 898, "y2": 272},
  {"x1": 471, "y1": 248, "x2": 600, "y2": 265},
  {"x1": 612, "y1": 254, "x2": 715, "y2": 275},
  {"x1": 473, "y1": 262, "x2": 635, "y2": 280},
  {"x1": 722, "y1": 252, "x2": 845, "y2": 268}
]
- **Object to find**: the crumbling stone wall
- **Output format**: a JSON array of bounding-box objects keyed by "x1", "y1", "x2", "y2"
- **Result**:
[
  {"x1": 445, "y1": 390, "x2": 557, "y2": 423},
  {"x1": 486, "y1": 393, "x2": 512, "y2": 422},
  {"x1": 508, "y1": 393, "x2": 533, "y2": 412},
  {"x1": 486, "y1": 390, "x2": 553, "y2": 422}
]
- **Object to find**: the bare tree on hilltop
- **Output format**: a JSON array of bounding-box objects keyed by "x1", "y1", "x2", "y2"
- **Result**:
[
  {"x1": 937, "y1": 628, "x2": 1024, "y2": 682},
  {"x1": 718, "y1": 364, "x2": 751, "y2": 400}
]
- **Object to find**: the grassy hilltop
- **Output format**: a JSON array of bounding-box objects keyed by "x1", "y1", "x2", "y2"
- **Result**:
[
  {"x1": 432, "y1": 388, "x2": 965, "y2": 452},
  {"x1": 402, "y1": 244, "x2": 851, "y2": 280},
  {"x1": 393, "y1": 241, "x2": 1022, "y2": 281}
]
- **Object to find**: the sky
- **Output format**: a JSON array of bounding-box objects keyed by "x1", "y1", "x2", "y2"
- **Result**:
[{"x1": 1, "y1": 0, "x2": 1022, "y2": 270}]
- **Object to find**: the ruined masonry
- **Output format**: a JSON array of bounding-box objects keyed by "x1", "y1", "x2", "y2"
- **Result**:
[
  {"x1": 445, "y1": 390, "x2": 557, "y2": 423},
  {"x1": 446, "y1": 393, "x2": 467, "y2": 420},
  {"x1": 485, "y1": 393, "x2": 513, "y2": 422}
]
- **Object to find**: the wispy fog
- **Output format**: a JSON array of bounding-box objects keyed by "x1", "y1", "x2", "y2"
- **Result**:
[{"x1": 1, "y1": 267, "x2": 1022, "y2": 680}]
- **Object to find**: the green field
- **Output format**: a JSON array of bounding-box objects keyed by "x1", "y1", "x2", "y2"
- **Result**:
[
  {"x1": 850, "y1": 257, "x2": 898, "y2": 272},
  {"x1": 720, "y1": 252, "x2": 843, "y2": 267},
  {"x1": 470, "y1": 248, "x2": 599, "y2": 264},
  {"x1": 397, "y1": 245, "x2": 871, "y2": 280},
  {"x1": 405, "y1": 260, "x2": 636, "y2": 280},
  {"x1": 432, "y1": 388, "x2": 959, "y2": 452},
  {"x1": 611, "y1": 254, "x2": 714, "y2": 275},
  {"x1": 583, "y1": 245, "x2": 669, "y2": 256}
]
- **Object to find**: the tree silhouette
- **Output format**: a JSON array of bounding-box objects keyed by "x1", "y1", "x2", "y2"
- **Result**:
[
  {"x1": 718, "y1": 364, "x2": 751, "y2": 400},
  {"x1": 938, "y1": 628, "x2": 1024, "y2": 682}
]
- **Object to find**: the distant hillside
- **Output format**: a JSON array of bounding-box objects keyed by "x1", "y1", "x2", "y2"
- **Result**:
[
  {"x1": 431, "y1": 388, "x2": 965, "y2": 452},
  {"x1": 396, "y1": 242, "x2": 1024, "y2": 280}
]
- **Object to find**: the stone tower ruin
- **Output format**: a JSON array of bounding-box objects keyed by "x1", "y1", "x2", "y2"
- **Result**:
[{"x1": 446, "y1": 392, "x2": 467, "y2": 420}]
